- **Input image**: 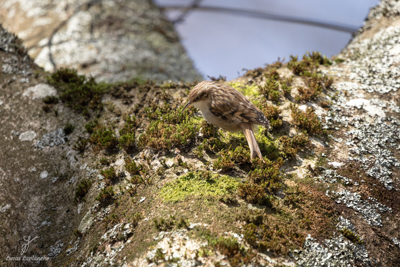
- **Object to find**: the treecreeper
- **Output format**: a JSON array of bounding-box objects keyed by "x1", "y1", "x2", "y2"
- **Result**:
[{"x1": 182, "y1": 81, "x2": 270, "y2": 160}]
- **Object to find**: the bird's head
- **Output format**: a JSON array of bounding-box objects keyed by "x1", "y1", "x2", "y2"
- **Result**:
[{"x1": 182, "y1": 82, "x2": 210, "y2": 112}]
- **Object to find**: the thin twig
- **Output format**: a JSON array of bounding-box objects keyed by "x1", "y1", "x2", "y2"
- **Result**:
[
  {"x1": 171, "y1": 0, "x2": 202, "y2": 23},
  {"x1": 160, "y1": 5, "x2": 358, "y2": 33}
]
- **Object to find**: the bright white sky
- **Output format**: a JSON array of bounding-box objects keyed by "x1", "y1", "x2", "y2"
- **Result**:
[{"x1": 155, "y1": 0, "x2": 380, "y2": 80}]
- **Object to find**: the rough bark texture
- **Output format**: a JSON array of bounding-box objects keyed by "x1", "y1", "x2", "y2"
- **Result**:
[
  {"x1": 0, "y1": 0, "x2": 202, "y2": 83},
  {"x1": 1, "y1": 1, "x2": 400, "y2": 266}
]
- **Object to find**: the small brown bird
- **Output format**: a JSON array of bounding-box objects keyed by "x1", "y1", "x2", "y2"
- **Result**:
[{"x1": 182, "y1": 81, "x2": 270, "y2": 160}]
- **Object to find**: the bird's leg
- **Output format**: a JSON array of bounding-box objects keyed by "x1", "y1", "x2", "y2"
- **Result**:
[{"x1": 240, "y1": 123, "x2": 263, "y2": 160}]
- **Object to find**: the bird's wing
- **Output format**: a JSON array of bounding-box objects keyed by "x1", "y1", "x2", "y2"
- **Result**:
[{"x1": 209, "y1": 83, "x2": 270, "y2": 127}]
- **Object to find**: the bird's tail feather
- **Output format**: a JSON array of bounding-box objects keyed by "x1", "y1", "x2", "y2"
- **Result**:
[{"x1": 240, "y1": 123, "x2": 263, "y2": 160}]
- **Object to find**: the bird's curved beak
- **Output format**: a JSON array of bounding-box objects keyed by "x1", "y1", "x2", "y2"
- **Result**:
[{"x1": 182, "y1": 101, "x2": 191, "y2": 113}]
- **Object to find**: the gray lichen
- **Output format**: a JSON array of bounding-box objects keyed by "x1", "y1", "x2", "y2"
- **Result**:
[
  {"x1": 36, "y1": 129, "x2": 66, "y2": 149},
  {"x1": 295, "y1": 234, "x2": 369, "y2": 267},
  {"x1": 317, "y1": 169, "x2": 354, "y2": 185},
  {"x1": 327, "y1": 189, "x2": 391, "y2": 227}
]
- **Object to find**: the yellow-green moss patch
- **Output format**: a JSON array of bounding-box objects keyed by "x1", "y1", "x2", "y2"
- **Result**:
[
  {"x1": 160, "y1": 171, "x2": 239, "y2": 202},
  {"x1": 229, "y1": 82, "x2": 259, "y2": 97}
]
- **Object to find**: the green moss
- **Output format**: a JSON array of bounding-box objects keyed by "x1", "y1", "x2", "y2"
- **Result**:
[
  {"x1": 252, "y1": 219, "x2": 305, "y2": 254},
  {"x1": 105, "y1": 101, "x2": 115, "y2": 112},
  {"x1": 236, "y1": 210, "x2": 264, "y2": 225},
  {"x1": 104, "y1": 213, "x2": 120, "y2": 227},
  {"x1": 154, "y1": 248, "x2": 165, "y2": 261},
  {"x1": 244, "y1": 67, "x2": 264, "y2": 78},
  {"x1": 138, "y1": 117, "x2": 199, "y2": 151},
  {"x1": 43, "y1": 95, "x2": 58, "y2": 104},
  {"x1": 283, "y1": 185, "x2": 302, "y2": 207},
  {"x1": 304, "y1": 72, "x2": 333, "y2": 90},
  {"x1": 264, "y1": 68, "x2": 280, "y2": 80},
  {"x1": 286, "y1": 52, "x2": 333, "y2": 102},
  {"x1": 161, "y1": 81, "x2": 178, "y2": 89},
  {"x1": 229, "y1": 82, "x2": 259, "y2": 97},
  {"x1": 85, "y1": 119, "x2": 99, "y2": 134},
  {"x1": 125, "y1": 158, "x2": 148, "y2": 185},
  {"x1": 212, "y1": 126, "x2": 280, "y2": 163},
  {"x1": 193, "y1": 144, "x2": 205, "y2": 158},
  {"x1": 244, "y1": 223, "x2": 257, "y2": 246},
  {"x1": 74, "y1": 179, "x2": 92, "y2": 202},
  {"x1": 239, "y1": 179, "x2": 338, "y2": 255},
  {"x1": 47, "y1": 68, "x2": 109, "y2": 116},
  {"x1": 46, "y1": 62, "x2": 343, "y2": 261},
  {"x1": 42, "y1": 105, "x2": 52, "y2": 113},
  {"x1": 208, "y1": 75, "x2": 227, "y2": 82},
  {"x1": 100, "y1": 167, "x2": 117, "y2": 185},
  {"x1": 96, "y1": 186, "x2": 115, "y2": 203},
  {"x1": 189, "y1": 226, "x2": 253, "y2": 266},
  {"x1": 238, "y1": 181, "x2": 273, "y2": 206},
  {"x1": 251, "y1": 158, "x2": 283, "y2": 189},
  {"x1": 269, "y1": 90, "x2": 280, "y2": 101},
  {"x1": 228, "y1": 145, "x2": 251, "y2": 164},
  {"x1": 111, "y1": 76, "x2": 146, "y2": 90},
  {"x1": 244, "y1": 60, "x2": 283, "y2": 79},
  {"x1": 296, "y1": 73, "x2": 333, "y2": 102},
  {"x1": 138, "y1": 102, "x2": 200, "y2": 151},
  {"x1": 255, "y1": 131, "x2": 283, "y2": 160},
  {"x1": 213, "y1": 236, "x2": 241, "y2": 258},
  {"x1": 307, "y1": 51, "x2": 332, "y2": 66},
  {"x1": 213, "y1": 149, "x2": 236, "y2": 172},
  {"x1": 153, "y1": 215, "x2": 189, "y2": 231},
  {"x1": 128, "y1": 175, "x2": 144, "y2": 186},
  {"x1": 333, "y1": 57, "x2": 345, "y2": 64},
  {"x1": 213, "y1": 144, "x2": 254, "y2": 171},
  {"x1": 287, "y1": 55, "x2": 304, "y2": 75},
  {"x1": 210, "y1": 234, "x2": 253, "y2": 266},
  {"x1": 64, "y1": 123, "x2": 75, "y2": 135},
  {"x1": 160, "y1": 171, "x2": 239, "y2": 202},
  {"x1": 279, "y1": 134, "x2": 309, "y2": 158},
  {"x1": 258, "y1": 104, "x2": 283, "y2": 131},
  {"x1": 90, "y1": 127, "x2": 118, "y2": 151},
  {"x1": 100, "y1": 157, "x2": 110, "y2": 166},
  {"x1": 340, "y1": 228, "x2": 363, "y2": 244},
  {"x1": 260, "y1": 104, "x2": 279, "y2": 118},
  {"x1": 73, "y1": 138, "x2": 88, "y2": 153},
  {"x1": 281, "y1": 77, "x2": 293, "y2": 97},
  {"x1": 199, "y1": 121, "x2": 218, "y2": 138},
  {"x1": 73, "y1": 229, "x2": 83, "y2": 237},
  {"x1": 125, "y1": 158, "x2": 145, "y2": 176},
  {"x1": 119, "y1": 115, "x2": 137, "y2": 136},
  {"x1": 201, "y1": 121, "x2": 227, "y2": 153},
  {"x1": 130, "y1": 212, "x2": 143, "y2": 227},
  {"x1": 320, "y1": 100, "x2": 331, "y2": 108},
  {"x1": 288, "y1": 52, "x2": 331, "y2": 76},
  {"x1": 259, "y1": 77, "x2": 280, "y2": 101},
  {"x1": 237, "y1": 157, "x2": 284, "y2": 206},
  {"x1": 118, "y1": 133, "x2": 135, "y2": 152},
  {"x1": 290, "y1": 104, "x2": 323, "y2": 135}
]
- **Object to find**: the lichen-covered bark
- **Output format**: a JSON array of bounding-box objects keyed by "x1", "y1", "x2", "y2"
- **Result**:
[
  {"x1": 0, "y1": 24, "x2": 86, "y2": 263},
  {"x1": 0, "y1": 0, "x2": 202, "y2": 83},
  {"x1": 1, "y1": 0, "x2": 400, "y2": 266}
]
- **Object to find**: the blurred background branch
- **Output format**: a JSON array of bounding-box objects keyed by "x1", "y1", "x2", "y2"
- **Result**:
[{"x1": 161, "y1": 3, "x2": 359, "y2": 33}]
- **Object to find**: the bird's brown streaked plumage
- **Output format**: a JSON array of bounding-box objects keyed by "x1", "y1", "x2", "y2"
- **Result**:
[{"x1": 183, "y1": 81, "x2": 270, "y2": 160}]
